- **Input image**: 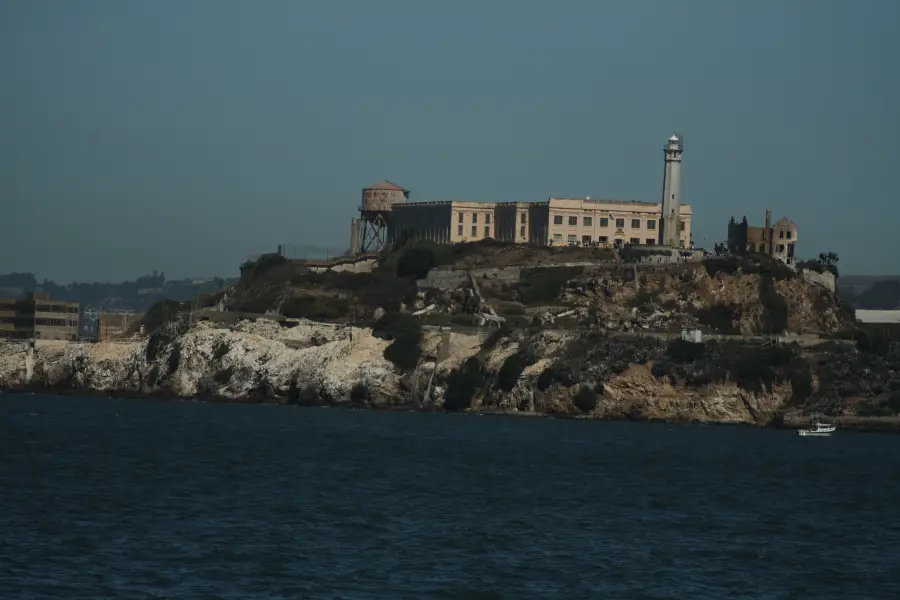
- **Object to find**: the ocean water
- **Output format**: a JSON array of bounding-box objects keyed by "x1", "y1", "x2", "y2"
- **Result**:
[{"x1": 1, "y1": 395, "x2": 899, "y2": 599}]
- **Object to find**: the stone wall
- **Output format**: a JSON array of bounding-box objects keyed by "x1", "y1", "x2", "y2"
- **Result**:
[
  {"x1": 418, "y1": 262, "x2": 617, "y2": 290},
  {"x1": 800, "y1": 269, "x2": 836, "y2": 293}
]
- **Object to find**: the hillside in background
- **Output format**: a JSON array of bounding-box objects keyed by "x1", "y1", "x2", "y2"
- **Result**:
[{"x1": 839, "y1": 276, "x2": 900, "y2": 310}]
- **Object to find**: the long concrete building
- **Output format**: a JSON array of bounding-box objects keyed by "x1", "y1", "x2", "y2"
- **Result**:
[
  {"x1": 389, "y1": 198, "x2": 692, "y2": 248},
  {"x1": 356, "y1": 133, "x2": 692, "y2": 252}
]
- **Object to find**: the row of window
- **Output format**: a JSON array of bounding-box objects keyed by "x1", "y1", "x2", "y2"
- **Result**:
[
  {"x1": 35, "y1": 318, "x2": 78, "y2": 327},
  {"x1": 35, "y1": 304, "x2": 79, "y2": 314},
  {"x1": 456, "y1": 213, "x2": 530, "y2": 225},
  {"x1": 779, "y1": 230, "x2": 793, "y2": 240},
  {"x1": 459, "y1": 225, "x2": 492, "y2": 237},
  {"x1": 458, "y1": 212, "x2": 492, "y2": 225},
  {"x1": 552, "y1": 234, "x2": 659, "y2": 245},
  {"x1": 551, "y1": 215, "x2": 662, "y2": 230}
]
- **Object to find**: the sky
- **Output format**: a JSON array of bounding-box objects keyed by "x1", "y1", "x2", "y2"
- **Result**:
[{"x1": 2, "y1": 0, "x2": 899, "y2": 282}]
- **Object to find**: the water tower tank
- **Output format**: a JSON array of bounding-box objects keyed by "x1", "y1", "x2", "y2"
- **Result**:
[
  {"x1": 357, "y1": 180, "x2": 410, "y2": 254},
  {"x1": 361, "y1": 181, "x2": 410, "y2": 212}
]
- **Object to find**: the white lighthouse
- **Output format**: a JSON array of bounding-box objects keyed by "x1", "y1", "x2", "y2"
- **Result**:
[{"x1": 658, "y1": 133, "x2": 684, "y2": 247}]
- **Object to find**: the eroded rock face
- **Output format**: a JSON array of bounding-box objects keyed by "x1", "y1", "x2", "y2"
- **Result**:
[
  {"x1": 2, "y1": 317, "x2": 891, "y2": 427},
  {"x1": 0, "y1": 320, "x2": 401, "y2": 405}
]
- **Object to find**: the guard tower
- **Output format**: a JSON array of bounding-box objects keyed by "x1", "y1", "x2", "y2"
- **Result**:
[
  {"x1": 358, "y1": 181, "x2": 409, "y2": 253},
  {"x1": 658, "y1": 133, "x2": 684, "y2": 247}
]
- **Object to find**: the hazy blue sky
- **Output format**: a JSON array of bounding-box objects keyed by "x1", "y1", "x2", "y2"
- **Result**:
[{"x1": 3, "y1": 0, "x2": 898, "y2": 282}]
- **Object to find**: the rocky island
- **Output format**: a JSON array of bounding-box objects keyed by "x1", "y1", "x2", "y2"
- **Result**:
[{"x1": 2, "y1": 241, "x2": 899, "y2": 431}]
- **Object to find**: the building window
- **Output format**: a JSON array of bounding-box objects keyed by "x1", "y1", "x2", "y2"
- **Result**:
[
  {"x1": 472, "y1": 226, "x2": 477, "y2": 237},
  {"x1": 519, "y1": 225, "x2": 526, "y2": 238},
  {"x1": 779, "y1": 230, "x2": 784, "y2": 239},
  {"x1": 553, "y1": 215, "x2": 563, "y2": 225},
  {"x1": 473, "y1": 213, "x2": 478, "y2": 224},
  {"x1": 484, "y1": 226, "x2": 490, "y2": 237},
  {"x1": 647, "y1": 219, "x2": 656, "y2": 230},
  {"x1": 786, "y1": 231, "x2": 792, "y2": 239},
  {"x1": 458, "y1": 225, "x2": 463, "y2": 236},
  {"x1": 646, "y1": 238, "x2": 656, "y2": 245},
  {"x1": 631, "y1": 219, "x2": 641, "y2": 229},
  {"x1": 615, "y1": 218, "x2": 625, "y2": 228},
  {"x1": 629, "y1": 238, "x2": 640, "y2": 244},
  {"x1": 485, "y1": 213, "x2": 491, "y2": 224},
  {"x1": 582, "y1": 235, "x2": 591, "y2": 244},
  {"x1": 521, "y1": 213, "x2": 527, "y2": 224},
  {"x1": 679, "y1": 222, "x2": 685, "y2": 232},
  {"x1": 600, "y1": 218, "x2": 609, "y2": 227},
  {"x1": 583, "y1": 216, "x2": 593, "y2": 227},
  {"x1": 567, "y1": 234, "x2": 577, "y2": 243},
  {"x1": 553, "y1": 233, "x2": 562, "y2": 241},
  {"x1": 598, "y1": 236, "x2": 608, "y2": 243},
  {"x1": 776, "y1": 244, "x2": 785, "y2": 253},
  {"x1": 458, "y1": 213, "x2": 464, "y2": 223},
  {"x1": 568, "y1": 216, "x2": 577, "y2": 226}
]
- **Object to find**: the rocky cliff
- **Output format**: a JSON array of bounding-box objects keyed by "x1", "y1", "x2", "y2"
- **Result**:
[{"x1": 4, "y1": 315, "x2": 896, "y2": 427}]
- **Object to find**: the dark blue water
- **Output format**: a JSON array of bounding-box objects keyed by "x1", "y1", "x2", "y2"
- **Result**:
[{"x1": 2, "y1": 395, "x2": 899, "y2": 599}]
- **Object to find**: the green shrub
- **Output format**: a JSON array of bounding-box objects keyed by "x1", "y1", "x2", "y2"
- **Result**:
[
  {"x1": 667, "y1": 339, "x2": 707, "y2": 364},
  {"x1": 759, "y1": 274, "x2": 789, "y2": 334},
  {"x1": 167, "y1": 343, "x2": 182, "y2": 374},
  {"x1": 281, "y1": 295, "x2": 350, "y2": 321},
  {"x1": 573, "y1": 386, "x2": 598, "y2": 413},
  {"x1": 537, "y1": 362, "x2": 577, "y2": 392},
  {"x1": 886, "y1": 391, "x2": 900, "y2": 414},
  {"x1": 789, "y1": 364, "x2": 814, "y2": 404},
  {"x1": 497, "y1": 347, "x2": 537, "y2": 391},
  {"x1": 350, "y1": 382, "x2": 370, "y2": 405},
  {"x1": 372, "y1": 312, "x2": 421, "y2": 340},
  {"x1": 444, "y1": 357, "x2": 485, "y2": 411},
  {"x1": 395, "y1": 242, "x2": 451, "y2": 279},
  {"x1": 480, "y1": 324, "x2": 512, "y2": 352},
  {"x1": 518, "y1": 267, "x2": 583, "y2": 305},
  {"x1": 213, "y1": 365, "x2": 234, "y2": 384},
  {"x1": 384, "y1": 336, "x2": 422, "y2": 371},
  {"x1": 696, "y1": 304, "x2": 741, "y2": 334},
  {"x1": 213, "y1": 340, "x2": 230, "y2": 360}
]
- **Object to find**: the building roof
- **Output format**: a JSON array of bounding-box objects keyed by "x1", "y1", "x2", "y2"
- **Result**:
[
  {"x1": 363, "y1": 180, "x2": 408, "y2": 192},
  {"x1": 669, "y1": 134, "x2": 680, "y2": 142},
  {"x1": 773, "y1": 216, "x2": 797, "y2": 229}
]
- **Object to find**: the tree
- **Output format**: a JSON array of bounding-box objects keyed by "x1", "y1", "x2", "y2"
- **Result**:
[{"x1": 817, "y1": 252, "x2": 840, "y2": 277}]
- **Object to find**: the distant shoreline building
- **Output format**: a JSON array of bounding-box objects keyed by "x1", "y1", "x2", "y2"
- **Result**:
[
  {"x1": 351, "y1": 133, "x2": 692, "y2": 253},
  {"x1": 0, "y1": 292, "x2": 80, "y2": 341}
]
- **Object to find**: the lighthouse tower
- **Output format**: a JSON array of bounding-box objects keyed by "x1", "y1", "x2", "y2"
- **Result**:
[{"x1": 658, "y1": 133, "x2": 684, "y2": 247}]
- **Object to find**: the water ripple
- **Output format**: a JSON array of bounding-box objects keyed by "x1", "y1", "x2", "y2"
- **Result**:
[{"x1": 2, "y1": 395, "x2": 900, "y2": 599}]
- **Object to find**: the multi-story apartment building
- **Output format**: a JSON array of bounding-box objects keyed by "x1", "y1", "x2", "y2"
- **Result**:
[
  {"x1": 0, "y1": 293, "x2": 80, "y2": 341},
  {"x1": 389, "y1": 197, "x2": 692, "y2": 249}
]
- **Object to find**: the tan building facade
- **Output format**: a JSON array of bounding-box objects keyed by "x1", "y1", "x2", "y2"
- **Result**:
[
  {"x1": 98, "y1": 311, "x2": 142, "y2": 341},
  {"x1": 389, "y1": 198, "x2": 692, "y2": 249},
  {"x1": 545, "y1": 198, "x2": 691, "y2": 248},
  {"x1": 0, "y1": 293, "x2": 80, "y2": 340}
]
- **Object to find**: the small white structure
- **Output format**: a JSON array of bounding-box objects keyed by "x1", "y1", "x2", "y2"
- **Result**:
[
  {"x1": 681, "y1": 328, "x2": 703, "y2": 343},
  {"x1": 855, "y1": 310, "x2": 900, "y2": 324}
]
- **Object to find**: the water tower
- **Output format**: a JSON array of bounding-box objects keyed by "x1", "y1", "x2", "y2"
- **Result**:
[{"x1": 357, "y1": 180, "x2": 409, "y2": 253}]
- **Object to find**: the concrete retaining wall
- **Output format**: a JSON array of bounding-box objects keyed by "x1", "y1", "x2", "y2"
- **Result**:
[{"x1": 800, "y1": 269, "x2": 836, "y2": 293}]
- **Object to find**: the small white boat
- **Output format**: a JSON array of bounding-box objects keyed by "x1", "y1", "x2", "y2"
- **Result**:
[{"x1": 797, "y1": 422, "x2": 836, "y2": 436}]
